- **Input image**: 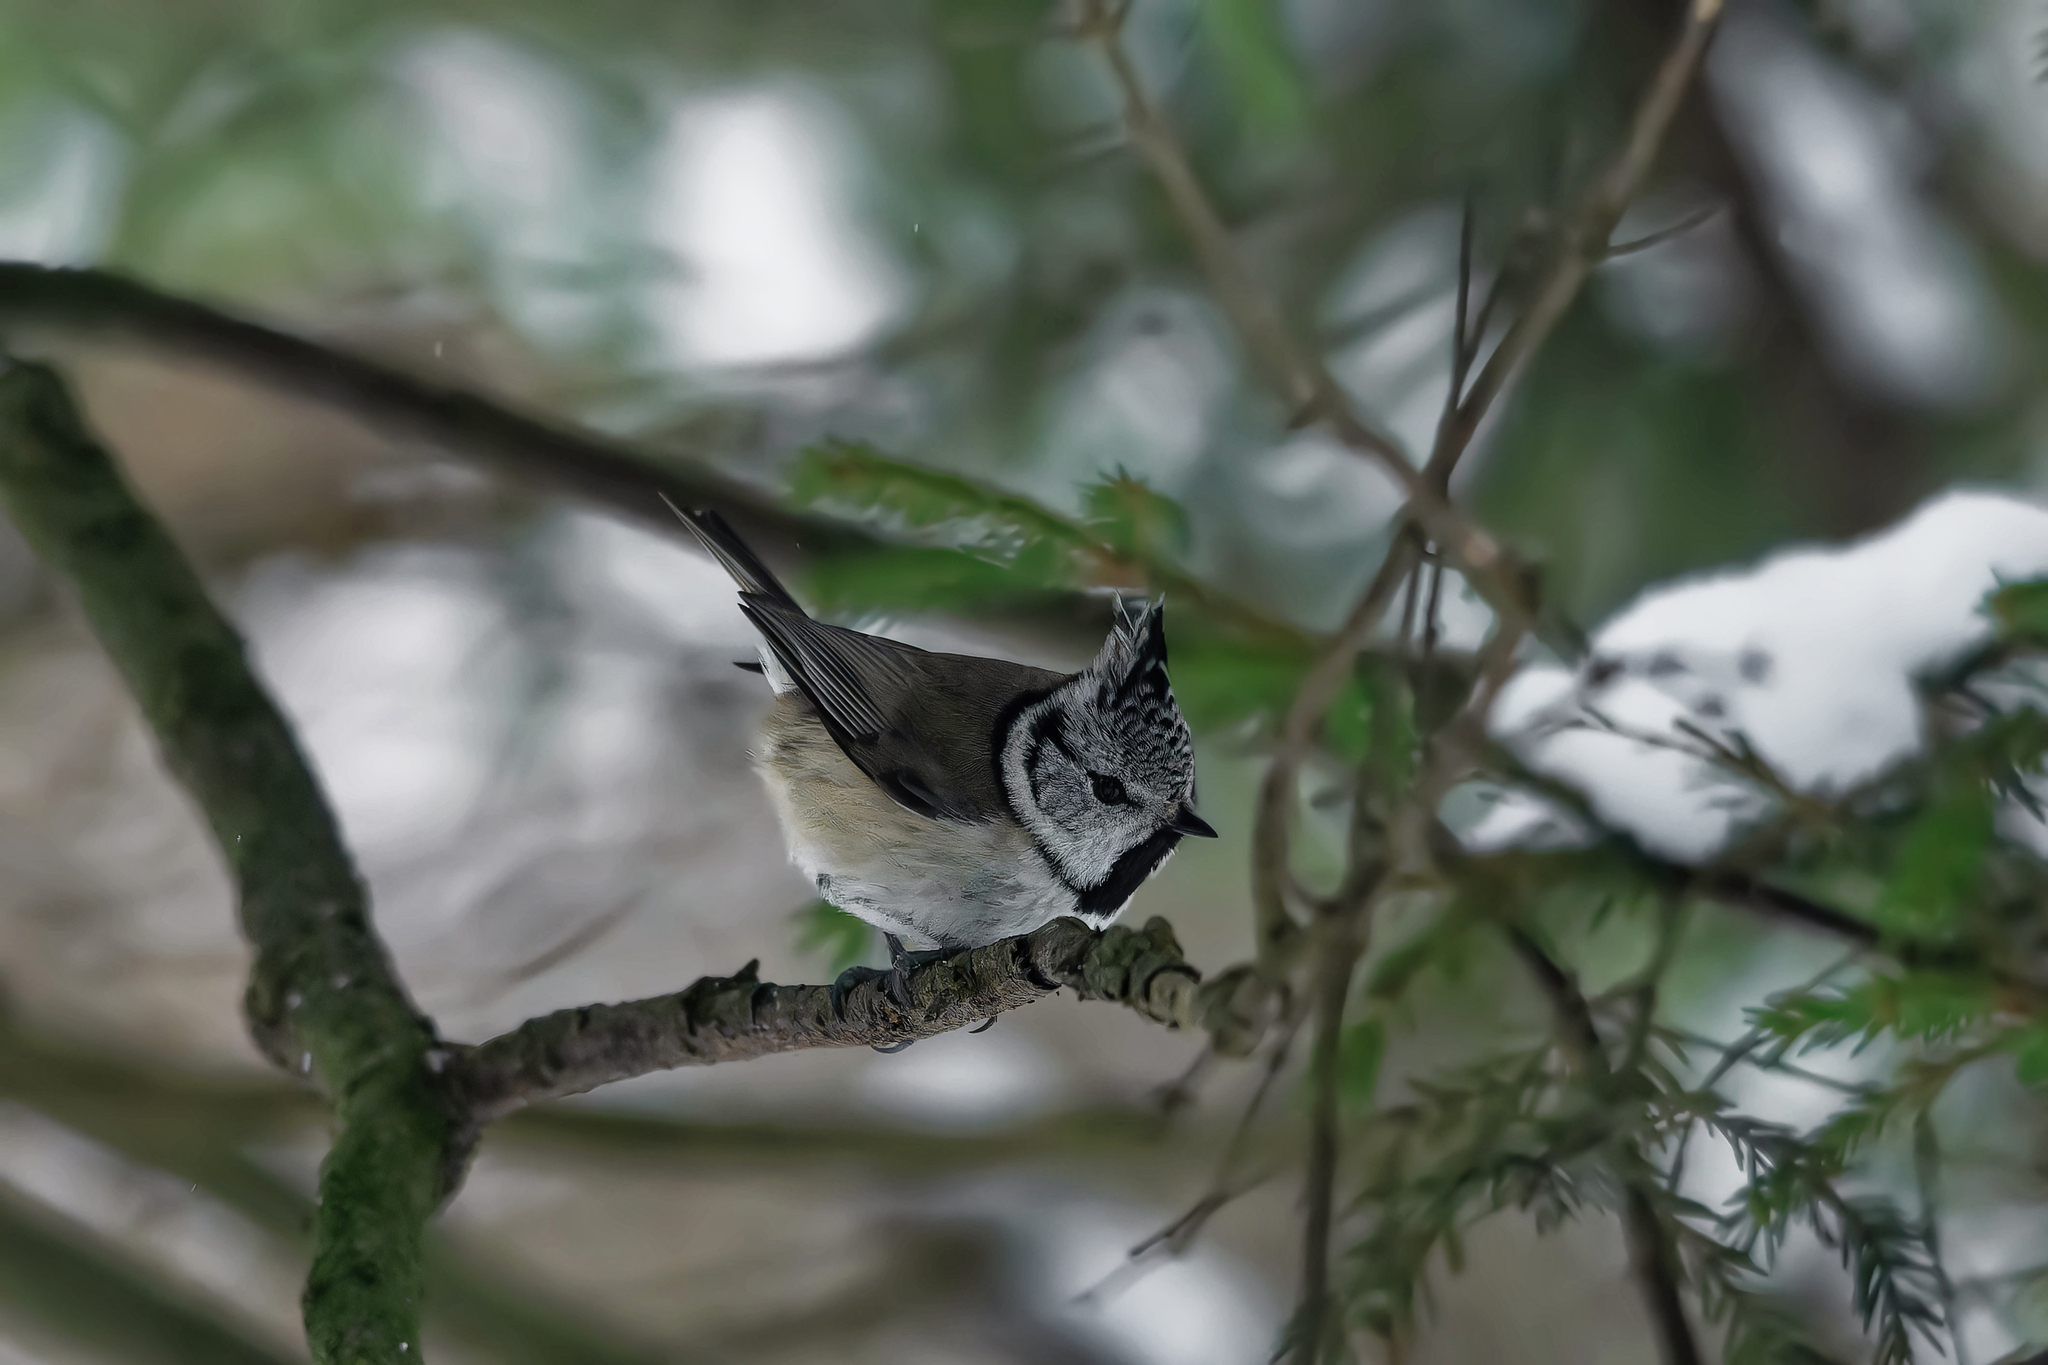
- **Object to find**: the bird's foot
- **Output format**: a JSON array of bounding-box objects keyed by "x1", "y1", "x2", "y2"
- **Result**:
[
  {"x1": 830, "y1": 964, "x2": 892, "y2": 1023},
  {"x1": 833, "y1": 937, "x2": 959, "y2": 1053}
]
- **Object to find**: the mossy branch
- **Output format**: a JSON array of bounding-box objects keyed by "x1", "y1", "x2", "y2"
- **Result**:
[{"x1": 0, "y1": 359, "x2": 446, "y2": 1363}]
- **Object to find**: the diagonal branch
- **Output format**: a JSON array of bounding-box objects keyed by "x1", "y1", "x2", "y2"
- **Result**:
[
  {"x1": 452, "y1": 916, "x2": 1268, "y2": 1126},
  {"x1": 1251, "y1": 530, "x2": 1421, "y2": 971},
  {"x1": 1505, "y1": 926, "x2": 1703, "y2": 1365},
  {"x1": 1074, "y1": 0, "x2": 1523, "y2": 617},
  {"x1": 0, "y1": 263, "x2": 1325, "y2": 658},
  {"x1": 0, "y1": 262, "x2": 844, "y2": 548},
  {"x1": 1288, "y1": 916, "x2": 1368, "y2": 1364},
  {"x1": 0, "y1": 358, "x2": 448, "y2": 1362}
]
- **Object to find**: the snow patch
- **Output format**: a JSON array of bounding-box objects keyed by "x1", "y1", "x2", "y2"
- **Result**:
[{"x1": 1472, "y1": 490, "x2": 2048, "y2": 861}]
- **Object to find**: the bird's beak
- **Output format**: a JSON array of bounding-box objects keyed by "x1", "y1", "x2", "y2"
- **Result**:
[{"x1": 1167, "y1": 804, "x2": 1218, "y2": 838}]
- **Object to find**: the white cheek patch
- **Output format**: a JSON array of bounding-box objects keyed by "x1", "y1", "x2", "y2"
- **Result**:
[{"x1": 999, "y1": 685, "x2": 1173, "y2": 890}]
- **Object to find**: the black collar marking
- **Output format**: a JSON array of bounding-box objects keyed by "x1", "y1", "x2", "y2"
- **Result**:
[{"x1": 1075, "y1": 823, "x2": 1184, "y2": 917}]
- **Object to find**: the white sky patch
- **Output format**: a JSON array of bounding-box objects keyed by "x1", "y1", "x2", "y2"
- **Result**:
[
  {"x1": 236, "y1": 545, "x2": 510, "y2": 863},
  {"x1": 1030, "y1": 289, "x2": 1232, "y2": 508},
  {"x1": 1469, "y1": 489, "x2": 2048, "y2": 861},
  {"x1": 1709, "y1": 9, "x2": 2004, "y2": 411},
  {"x1": 642, "y1": 86, "x2": 907, "y2": 367},
  {"x1": 1023, "y1": 1195, "x2": 1278, "y2": 1365},
  {"x1": 393, "y1": 28, "x2": 614, "y2": 346},
  {"x1": 859, "y1": 1027, "x2": 1061, "y2": 1128},
  {"x1": 0, "y1": 100, "x2": 126, "y2": 265},
  {"x1": 397, "y1": 30, "x2": 584, "y2": 240}
]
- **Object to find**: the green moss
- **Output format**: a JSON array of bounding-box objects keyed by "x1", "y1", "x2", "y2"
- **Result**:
[{"x1": 0, "y1": 361, "x2": 452, "y2": 1363}]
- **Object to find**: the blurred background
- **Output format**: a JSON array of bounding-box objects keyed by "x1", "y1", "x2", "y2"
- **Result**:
[{"x1": 2, "y1": 0, "x2": 2048, "y2": 1360}]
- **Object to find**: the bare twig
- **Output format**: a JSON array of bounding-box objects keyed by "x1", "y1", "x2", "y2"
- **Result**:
[
  {"x1": 1083, "y1": 12, "x2": 1318, "y2": 422},
  {"x1": 1426, "y1": 0, "x2": 1725, "y2": 492},
  {"x1": 1289, "y1": 922, "x2": 1368, "y2": 1364},
  {"x1": 1073, "y1": 0, "x2": 1526, "y2": 621},
  {"x1": 1082, "y1": 1006, "x2": 1309, "y2": 1309},
  {"x1": 1439, "y1": 195, "x2": 1478, "y2": 434},
  {"x1": 1605, "y1": 203, "x2": 1722, "y2": 258},
  {"x1": 1252, "y1": 532, "x2": 1422, "y2": 971},
  {"x1": 1506, "y1": 926, "x2": 1703, "y2": 1365}
]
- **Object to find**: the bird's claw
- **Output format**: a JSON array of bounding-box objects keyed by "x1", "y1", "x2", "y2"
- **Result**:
[
  {"x1": 834, "y1": 937, "x2": 960, "y2": 1053},
  {"x1": 830, "y1": 964, "x2": 891, "y2": 1022}
]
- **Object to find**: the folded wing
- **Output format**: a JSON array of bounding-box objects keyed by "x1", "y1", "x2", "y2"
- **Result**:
[{"x1": 670, "y1": 502, "x2": 1064, "y2": 822}]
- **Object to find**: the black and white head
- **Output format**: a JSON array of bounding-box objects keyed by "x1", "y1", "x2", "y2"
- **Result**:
[{"x1": 999, "y1": 601, "x2": 1215, "y2": 919}]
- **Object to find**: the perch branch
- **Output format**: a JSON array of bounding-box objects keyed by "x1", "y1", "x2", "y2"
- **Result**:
[
  {"x1": 0, "y1": 359, "x2": 447, "y2": 1363},
  {"x1": 453, "y1": 916, "x2": 1266, "y2": 1125}
]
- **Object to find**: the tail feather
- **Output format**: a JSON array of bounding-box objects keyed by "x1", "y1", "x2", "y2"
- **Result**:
[{"x1": 659, "y1": 495, "x2": 802, "y2": 609}]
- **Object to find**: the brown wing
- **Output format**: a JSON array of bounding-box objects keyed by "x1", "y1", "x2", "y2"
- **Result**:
[
  {"x1": 667, "y1": 503, "x2": 1067, "y2": 822},
  {"x1": 746, "y1": 601, "x2": 1065, "y2": 822}
]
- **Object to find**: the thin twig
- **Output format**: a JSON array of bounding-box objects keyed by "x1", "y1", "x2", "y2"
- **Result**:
[
  {"x1": 1505, "y1": 926, "x2": 1704, "y2": 1365},
  {"x1": 1437, "y1": 196, "x2": 1478, "y2": 443},
  {"x1": 1605, "y1": 203, "x2": 1723, "y2": 258},
  {"x1": 1078, "y1": 1, "x2": 1321, "y2": 422},
  {"x1": 1420, "y1": 559, "x2": 1445, "y2": 664},
  {"x1": 1290, "y1": 922, "x2": 1368, "y2": 1364},
  {"x1": 1086, "y1": 1017, "x2": 1306, "y2": 1303},
  {"x1": 1074, "y1": 0, "x2": 1529, "y2": 625},
  {"x1": 1252, "y1": 532, "x2": 1422, "y2": 971},
  {"x1": 1427, "y1": 0, "x2": 1725, "y2": 492}
]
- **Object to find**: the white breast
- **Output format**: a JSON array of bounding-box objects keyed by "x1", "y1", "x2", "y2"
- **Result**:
[{"x1": 753, "y1": 695, "x2": 1082, "y2": 950}]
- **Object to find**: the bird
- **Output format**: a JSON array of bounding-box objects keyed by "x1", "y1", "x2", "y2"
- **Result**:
[{"x1": 668, "y1": 499, "x2": 1216, "y2": 1016}]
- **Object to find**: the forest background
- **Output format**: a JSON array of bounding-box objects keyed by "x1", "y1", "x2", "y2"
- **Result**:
[{"x1": 3, "y1": 1, "x2": 2048, "y2": 1363}]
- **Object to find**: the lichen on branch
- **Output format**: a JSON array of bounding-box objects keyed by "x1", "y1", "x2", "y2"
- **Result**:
[{"x1": 454, "y1": 915, "x2": 1268, "y2": 1125}]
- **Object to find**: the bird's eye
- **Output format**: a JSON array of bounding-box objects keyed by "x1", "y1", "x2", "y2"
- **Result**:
[{"x1": 1090, "y1": 772, "x2": 1129, "y2": 805}]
